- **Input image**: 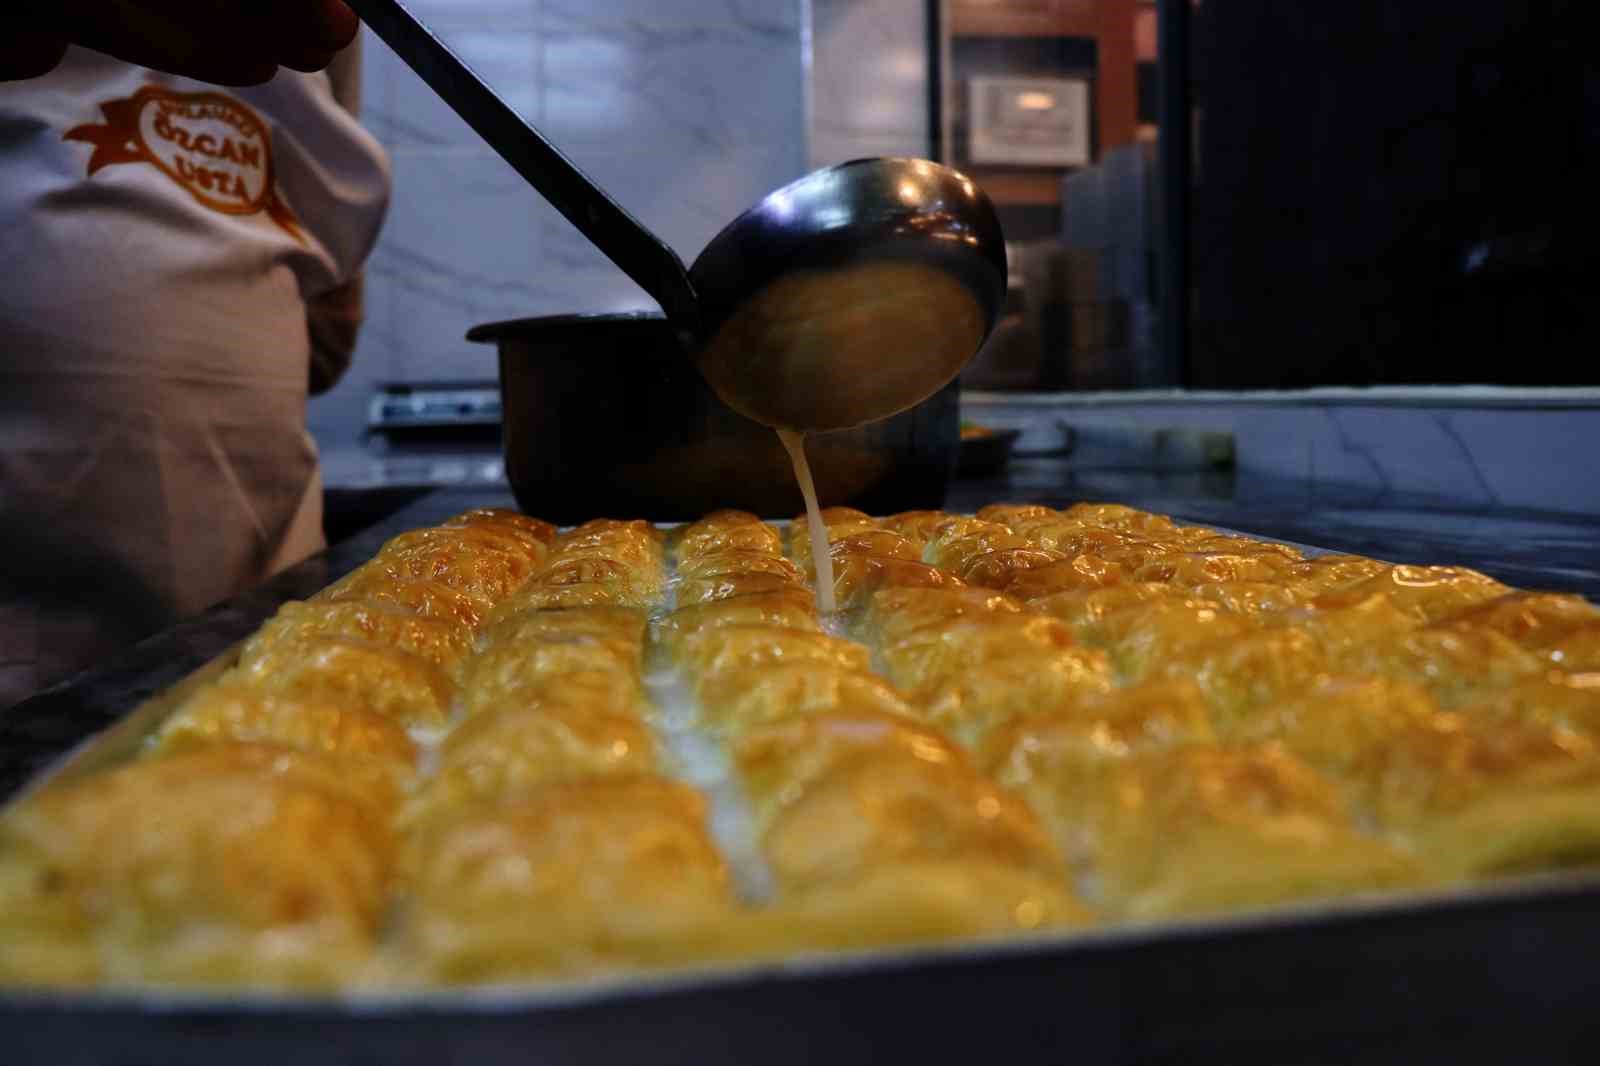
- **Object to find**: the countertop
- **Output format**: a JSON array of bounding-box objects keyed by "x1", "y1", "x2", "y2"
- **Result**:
[{"x1": 6, "y1": 462, "x2": 1599, "y2": 800}]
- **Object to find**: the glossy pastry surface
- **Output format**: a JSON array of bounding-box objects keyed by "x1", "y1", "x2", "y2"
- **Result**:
[
  {"x1": 3, "y1": 499, "x2": 1596, "y2": 993},
  {"x1": 0, "y1": 744, "x2": 395, "y2": 988}
]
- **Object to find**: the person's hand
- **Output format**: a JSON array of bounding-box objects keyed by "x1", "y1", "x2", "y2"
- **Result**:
[{"x1": 7, "y1": 1, "x2": 359, "y2": 86}]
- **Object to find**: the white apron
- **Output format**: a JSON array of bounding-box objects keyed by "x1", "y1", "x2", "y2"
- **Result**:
[{"x1": 0, "y1": 47, "x2": 391, "y2": 706}]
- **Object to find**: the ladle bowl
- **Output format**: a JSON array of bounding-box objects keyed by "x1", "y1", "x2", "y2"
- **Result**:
[{"x1": 689, "y1": 157, "x2": 1007, "y2": 431}]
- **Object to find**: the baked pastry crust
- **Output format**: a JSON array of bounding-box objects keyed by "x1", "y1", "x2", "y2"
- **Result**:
[
  {"x1": 829, "y1": 553, "x2": 964, "y2": 609},
  {"x1": 657, "y1": 587, "x2": 821, "y2": 650},
  {"x1": 400, "y1": 776, "x2": 734, "y2": 981},
  {"x1": 231, "y1": 637, "x2": 454, "y2": 727},
  {"x1": 697, "y1": 663, "x2": 915, "y2": 735},
  {"x1": 377, "y1": 527, "x2": 545, "y2": 600},
  {"x1": 759, "y1": 745, "x2": 1065, "y2": 892},
  {"x1": 864, "y1": 586, "x2": 1026, "y2": 644},
  {"x1": 6, "y1": 499, "x2": 1595, "y2": 992},
  {"x1": 317, "y1": 571, "x2": 493, "y2": 631},
  {"x1": 409, "y1": 702, "x2": 657, "y2": 824},
  {"x1": 1067, "y1": 744, "x2": 1420, "y2": 916},
  {"x1": 672, "y1": 510, "x2": 784, "y2": 559},
  {"x1": 678, "y1": 624, "x2": 871, "y2": 679},
  {"x1": 0, "y1": 744, "x2": 395, "y2": 988},
  {"x1": 242, "y1": 600, "x2": 475, "y2": 673},
  {"x1": 155, "y1": 682, "x2": 417, "y2": 769}
]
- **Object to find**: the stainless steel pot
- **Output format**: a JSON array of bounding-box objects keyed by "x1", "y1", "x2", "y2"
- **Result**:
[{"x1": 466, "y1": 313, "x2": 959, "y2": 524}]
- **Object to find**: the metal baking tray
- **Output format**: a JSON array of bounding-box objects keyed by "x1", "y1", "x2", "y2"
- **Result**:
[{"x1": 4, "y1": 526, "x2": 1600, "y2": 1065}]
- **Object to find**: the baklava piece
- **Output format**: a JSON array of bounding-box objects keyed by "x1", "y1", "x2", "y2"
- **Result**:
[
  {"x1": 1028, "y1": 582, "x2": 1194, "y2": 639},
  {"x1": 878, "y1": 614, "x2": 1077, "y2": 691},
  {"x1": 677, "y1": 551, "x2": 806, "y2": 583},
  {"x1": 1131, "y1": 550, "x2": 1293, "y2": 588},
  {"x1": 876, "y1": 509, "x2": 964, "y2": 547},
  {"x1": 154, "y1": 682, "x2": 418, "y2": 770},
  {"x1": 241, "y1": 600, "x2": 475, "y2": 674},
  {"x1": 672, "y1": 510, "x2": 784, "y2": 559},
  {"x1": 1457, "y1": 671, "x2": 1600, "y2": 738},
  {"x1": 1312, "y1": 564, "x2": 1511, "y2": 624},
  {"x1": 1433, "y1": 592, "x2": 1600, "y2": 670},
  {"x1": 1362, "y1": 715, "x2": 1600, "y2": 879},
  {"x1": 501, "y1": 520, "x2": 665, "y2": 612},
  {"x1": 1289, "y1": 591, "x2": 1421, "y2": 656},
  {"x1": 231, "y1": 637, "x2": 454, "y2": 728},
  {"x1": 1156, "y1": 624, "x2": 1333, "y2": 725},
  {"x1": 921, "y1": 522, "x2": 1029, "y2": 573},
  {"x1": 677, "y1": 571, "x2": 809, "y2": 606},
  {"x1": 828, "y1": 553, "x2": 963, "y2": 610},
  {"x1": 676, "y1": 624, "x2": 870, "y2": 680},
  {"x1": 734, "y1": 713, "x2": 1091, "y2": 944},
  {"x1": 399, "y1": 777, "x2": 735, "y2": 981},
  {"x1": 442, "y1": 508, "x2": 558, "y2": 556},
  {"x1": 909, "y1": 650, "x2": 1114, "y2": 742},
  {"x1": 1185, "y1": 580, "x2": 1303, "y2": 616},
  {"x1": 376, "y1": 526, "x2": 545, "y2": 601},
  {"x1": 655, "y1": 588, "x2": 822, "y2": 652},
  {"x1": 1001, "y1": 555, "x2": 1126, "y2": 600},
  {"x1": 1275, "y1": 554, "x2": 1392, "y2": 597},
  {"x1": 0, "y1": 745, "x2": 394, "y2": 988},
  {"x1": 1090, "y1": 597, "x2": 1252, "y2": 681},
  {"x1": 476, "y1": 606, "x2": 648, "y2": 668},
  {"x1": 407, "y1": 701, "x2": 657, "y2": 826},
  {"x1": 1333, "y1": 625, "x2": 1543, "y2": 705},
  {"x1": 975, "y1": 503, "x2": 1056, "y2": 527},
  {"x1": 316, "y1": 570, "x2": 494, "y2": 631},
  {"x1": 1060, "y1": 744, "x2": 1417, "y2": 917},
  {"x1": 1229, "y1": 676, "x2": 1600, "y2": 879},
  {"x1": 458, "y1": 642, "x2": 642, "y2": 720},
  {"x1": 983, "y1": 679, "x2": 1217, "y2": 860},
  {"x1": 864, "y1": 586, "x2": 1026, "y2": 645},
  {"x1": 695, "y1": 662, "x2": 916, "y2": 735},
  {"x1": 1012, "y1": 520, "x2": 1138, "y2": 558},
  {"x1": 1060, "y1": 502, "x2": 1181, "y2": 537},
  {"x1": 788, "y1": 508, "x2": 882, "y2": 566}
]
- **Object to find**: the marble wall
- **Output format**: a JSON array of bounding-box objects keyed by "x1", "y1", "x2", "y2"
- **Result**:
[
  {"x1": 964, "y1": 389, "x2": 1600, "y2": 518},
  {"x1": 808, "y1": 0, "x2": 929, "y2": 169},
  {"x1": 310, "y1": 0, "x2": 811, "y2": 446}
]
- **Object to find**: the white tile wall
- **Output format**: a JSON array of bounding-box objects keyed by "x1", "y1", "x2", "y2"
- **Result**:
[
  {"x1": 311, "y1": 1, "x2": 809, "y2": 445},
  {"x1": 808, "y1": 0, "x2": 930, "y2": 169}
]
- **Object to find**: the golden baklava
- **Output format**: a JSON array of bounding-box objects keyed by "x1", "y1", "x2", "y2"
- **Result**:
[{"x1": 2, "y1": 501, "x2": 1596, "y2": 992}]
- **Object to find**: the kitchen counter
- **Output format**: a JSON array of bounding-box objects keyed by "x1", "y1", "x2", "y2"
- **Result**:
[{"x1": 6, "y1": 463, "x2": 1599, "y2": 801}]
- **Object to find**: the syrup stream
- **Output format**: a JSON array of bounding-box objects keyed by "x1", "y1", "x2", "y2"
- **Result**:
[{"x1": 775, "y1": 428, "x2": 837, "y2": 614}]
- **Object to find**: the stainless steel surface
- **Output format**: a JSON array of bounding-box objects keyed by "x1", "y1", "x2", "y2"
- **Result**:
[
  {"x1": 345, "y1": 0, "x2": 700, "y2": 329},
  {"x1": 465, "y1": 314, "x2": 959, "y2": 524},
  {"x1": 689, "y1": 157, "x2": 1008, "y2": 431}
]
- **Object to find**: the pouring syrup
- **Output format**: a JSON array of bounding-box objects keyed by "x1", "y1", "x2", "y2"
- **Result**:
[{"x1": 775, "y1": 428, "x2": 836, "y2": 614}]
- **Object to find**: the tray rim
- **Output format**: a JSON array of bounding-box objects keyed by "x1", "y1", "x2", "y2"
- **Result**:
[{"x1": 4, "y1": 862, "x2": 1600, "y2": 1014}]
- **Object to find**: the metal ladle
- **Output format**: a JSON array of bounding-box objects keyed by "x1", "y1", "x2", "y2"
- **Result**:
[{"x1": 350, "y1": 0, "x2": 1006, "y2": 431}]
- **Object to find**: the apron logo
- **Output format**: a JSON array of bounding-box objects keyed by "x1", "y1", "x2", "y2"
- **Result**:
[{"x1": 65, "y1": 86, "x2": 304, "y2": 242}]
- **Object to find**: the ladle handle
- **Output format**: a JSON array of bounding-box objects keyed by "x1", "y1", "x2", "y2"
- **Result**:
[{"x1": 347, "y1": 0, "x2": 700, "y2": 329}]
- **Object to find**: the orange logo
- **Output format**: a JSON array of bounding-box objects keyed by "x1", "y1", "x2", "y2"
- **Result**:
[{"x1": 65, "y1": 85, "x2": 304, "y2": 241}]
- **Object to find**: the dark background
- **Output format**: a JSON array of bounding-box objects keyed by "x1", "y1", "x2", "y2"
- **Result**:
[{"x1": 1187, "y1": 0, "x2": 1598, "y2": 388}]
